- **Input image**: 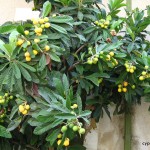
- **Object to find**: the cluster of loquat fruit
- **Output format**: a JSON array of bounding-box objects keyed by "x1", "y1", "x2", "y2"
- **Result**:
[
  {"x1": 32, "y1": 17, "x2": 50, "y2": 36},
  {"x1": 99, "y1": 51, "x2": 118, "y2": 66},
  {"x1": 57, "y1": 136, "x2": 70, "y2": 147},
  {"x1": 94, "y1": 19, "x2": 110, "y2": 29},
  {"x1": 87, "y1": 49, "x2": 118, "y2": 67},
  {"x1": 16, "y1": 17, "x2": 51, "y2": 62},
  {"x1": 139, "y1": 66, "x2": 149, "y2": 81},
  {"x1": 0, "y1": 93, "x2": 13, "y2": 104},
  {"x1": 57, "y1": 104, "x2": 86, "y2": 146},
  {"x1": 124, "y1": 61, "x2": 136, "y2": 73},
  {"x1": 19, "y1": 103, "x2": 30, "y2": 115},
  {"x1": 118, "y1": 81, "x2": 128, "y2": 93},
  {"x1": 118, "y1": 81, "x2": 136, "y2": 93}
]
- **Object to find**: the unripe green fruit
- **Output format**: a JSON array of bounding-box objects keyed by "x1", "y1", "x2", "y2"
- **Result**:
[
  {"x1": 0, "y1": 99, "x2": 5, "y2": 104},
  {"x1": 79, "y1": 128, "x2": 85, "y2": 134},
  {"x1": 0, "y1": 96, "x2": 2, "y2": 99},
  {"x1": 131, "y1": 85, "x2": 135, "y2": 89},
  {"x1": 98, "y1": 78, "x2": 103, "y2": 84},
  {"x1": 109, "y1": 52, "x2": 114, "y2": 57},
  {"x1": 93, "y1": 57, "x2": 98, "y2": 62},
  {"x1": 73, "y1": 126, "x2": 78, "y2": 132},
  {"x1": 4, "y1": 93, "x2": 9, "y2": 97},
  {"x1": 145, "y1": 66, "x2": 149, "y2": 69},
  {"x1": 87, "y1": 60, "x2": 93, "y2": 65},
  {"x1": 73, "y1": 104, "x2": 78, "y2": 108},
  {"x1": 71, "y1": 111, "x2": 75, "y2": 115},
  {"x1": 88, "y1": 47, "x2": 92, "y2": 51},
  {"x1": 142, "y1": 71, "x2": 147, "y2": 76},
  {"x1": 71, "y1": 106, "x2": 74, "y2": 109},
  {"x1": 9, "y1": 96, "x2": 13, "y2": 99},
  {"x1": 0, "y1": 114, "x2": 5, "y2": 118},
  {"x1": 88, "y1": 51, "x2": 92, "y2": 54},
  {"x1": 129, "y1": 69, "x2": 134, "y2": 73},
  {"x1": 69, "y1": 123, "x2": 74, "y2": 128},
  {"x1": 139, "y1": 76, "x2": 144, "y2": 81},
  {"x1": 95, "y1": 54, "x2": 99, "y2": 58},
  {"x1": 61, "y1": 126, "x2": 67, "y2": 132}
]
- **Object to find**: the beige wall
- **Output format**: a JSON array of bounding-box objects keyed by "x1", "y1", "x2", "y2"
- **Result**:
[{"x1": 0, "y1": 0, "x2": 35, "y2": 24}]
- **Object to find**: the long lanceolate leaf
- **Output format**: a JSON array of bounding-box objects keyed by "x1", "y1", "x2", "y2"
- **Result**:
[
  {"x1": 108, "y1": 0, "x2": 126, "y2": 17},
  {"x1": 42, "y1": 1, "x2": 51, "y2": 17},
  {"x1": 34, "y1": 119, "x2": 63, "y2": 135},
  {"x1": 0, "y1": 125, "x2": 12, "y2": 138}
]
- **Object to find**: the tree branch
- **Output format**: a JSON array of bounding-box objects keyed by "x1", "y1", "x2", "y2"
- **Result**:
[
  {"x1": 68, "y1": 61, "x2": 81, "y2": 71},
  {"x1": 75, "y1": 43, "x2": 87, "y2": 54}
]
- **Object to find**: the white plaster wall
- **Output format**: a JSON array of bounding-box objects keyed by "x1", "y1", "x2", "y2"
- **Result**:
[
  {"x1": 132, "y1": 101, "x2": 150, "y2": 150},
  {"x1": 0, "y1": 0, "x2": 39, "y2": 24},
  {"x1": 97, "y1": 106, "x2": 124, "y2": 150}
]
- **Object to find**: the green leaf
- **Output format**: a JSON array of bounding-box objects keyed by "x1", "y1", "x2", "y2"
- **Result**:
[
  {"x1": 17, "y1": 25, "x2": 24, "y2": 34},
  {"x1": 55, "y1": 113, "x2": 76, "y2": 119},
  {"x1": 115, "y1": 53, "x2": 127, "y2": 58},
  {"x1": 50, "y1": 52, "x2": 60, "y2": 62},
  {"x1": 0, "y1": 24, "x2": 17, "y2": 34},
  {"x1": 53, "y1": 78, "x2": 64, "y2": 96},
  {"x1": 0, "y1": 63, "x2": 9, "y2": 71},
  {"x1": 127, "y1": 43, "x2": 134, "y2": 53},
  {"x1": 9, "y1": 31, "x2": 19, "y2": 43},
  {"x1": 19, "y1": 62, "x2": 36, "y2": 72},
  {"x1": 37, "y1": 116, "x2": 54, "y2": 123},
  {"x1": 42, "y1": 1, "x2": 51, "y2": 17},
  {"x1": 48, "y1": 33, "x2": 62, "y2": 39},
  {"x1": 7, "y1": 117, "x2": 22, "y2": 131},
  {"x1": 0, "y1": 125, "x2": 12, "y2": 138},
  {"x1": 78, "y1": 110, "x2": 91, "y2": 118},
  {"x1": 38, "y1": 87, "x2": 52, "y2": 104},
  {"x1": 62, "y1": 74, "x2": 69, "y2": 93},
  {"x1": 13, "y1": 63, "x2": 21, "y2": 79},
  {"x1": 9, "y1": 105, "x2": 18, "y2": 120},
  {"x1": 77, "y1": 94, "x2": 82, "y2": 114},
  {"x1": 85, "y1": 73, "x2": 108, "y2": 86},
  {"x1": 19, "y1": 65, "x2": 32, "y2": 81},
  {"x1": 51, "y1": 102, "x2": 70, "y2": 113},
  {"x1": 85, "y1": 77, "x2": 99, "y2": 86},
  {"x1": 38, "y1": 54, "x2": 47, "y2": 71},
  {"x1": 78, "y1": 11, "x2": 83, "y2": 21},
  {"x1": 83, "y1": 26, "x2": 96, "y2": 34},
  {"x1": 50, "y1": 16, "x2": 73, "y2": 24},
  {"x1": 46, "y1": 128, "x2": 60, "y2": 145},
  {"x1": 34, "y1": 119, "x2": 63, "y2": 135},
  {"x1": 127, "y1": 26, "x2": 135, "y2": 40},
  {"x1": 51, "y1": 24, "x2": 67, "y2": 34},
  {"x1": 0, "y1": 40, "x2": 11, "y2": 57}
]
